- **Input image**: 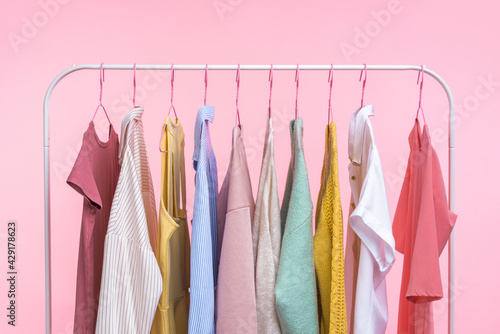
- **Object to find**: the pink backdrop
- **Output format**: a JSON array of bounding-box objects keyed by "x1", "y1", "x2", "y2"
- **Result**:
[{"x1": 1, "y1": 0, "x2": 498, "y2": 332}]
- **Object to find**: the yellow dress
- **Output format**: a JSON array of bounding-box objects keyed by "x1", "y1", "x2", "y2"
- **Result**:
[
  {"x1": 151, "y1": 117, "x2": 191, "y2": 334},
  {"x1": 313, "y1": 122, "x2": 347, "y2": 334}
]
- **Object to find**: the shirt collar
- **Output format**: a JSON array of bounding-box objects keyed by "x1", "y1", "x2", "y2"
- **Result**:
[
  {"x1": 409, "y1": 118, "x2": 431, "y2": 151},
  {"x1": 192, "y1": 105, "x2": 215, "y2": 169},
  {"x1": 348, "y1": 105, "x2": 374, "y2": 165},
  {"x1": 119, "y1": 106, "x2": 144, "y2": 165}
]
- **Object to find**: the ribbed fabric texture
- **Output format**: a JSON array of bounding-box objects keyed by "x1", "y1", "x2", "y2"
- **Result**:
[
  {"x1": 95, "y1": 107, "x2": 162, "y2": 334},
  {"x1": 275, "y1": 118, "x2": 319, "y2": 334},
  {"x1": 189, "y1": 105, "x2": 218, "y2": 334},
  {"x1": 252, "y1": 118, "x2": 282, "y2": 334},
  {"x1": 151, "y1": 116, "x2": 191, "y2": 334},
  {"x1": 215, "y1": 125, "x2": 257, "y2": 334},
  {"x1": 313, "y1": 122, "x2": 347, "y2": 334}
]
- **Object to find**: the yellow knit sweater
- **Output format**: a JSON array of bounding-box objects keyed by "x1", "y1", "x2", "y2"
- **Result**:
[{"x1": 313, "y1": 122, "x2": 347, "y2": 334}]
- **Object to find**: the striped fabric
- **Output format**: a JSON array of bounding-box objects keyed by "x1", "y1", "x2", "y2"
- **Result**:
[
  {"x1": 95, "y1": 107, "x2": 162, "y2": 334},
  {"x1": 189, "y1": 105, "x2": 218, "y2": 334}
]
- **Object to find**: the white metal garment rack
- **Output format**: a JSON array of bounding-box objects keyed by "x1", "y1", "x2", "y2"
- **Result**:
[{"x1": 43, "y1": 64, "x2": 456, "y2": 334}]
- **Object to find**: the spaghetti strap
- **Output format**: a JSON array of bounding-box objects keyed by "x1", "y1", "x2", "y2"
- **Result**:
[{"x1": 179, "y1": 135, "x2": 187, "y2": 217}]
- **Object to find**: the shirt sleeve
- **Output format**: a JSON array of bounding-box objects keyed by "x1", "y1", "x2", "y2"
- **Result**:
[
  {"x1": 67, "y1": 141, "x2": 102, "y2": 210},
  {"x1": 406, "y1": 148, "x2": 456, "y2": 304},
  {"x1": 392, "y1": 161, "x2": 411, "y2": 254},
  {"x1": 432, "y1": 148, "x2": 458, "y2": 254},
  {"x1": 350, "y1": 149, "x2": 396, "y2": 273}
]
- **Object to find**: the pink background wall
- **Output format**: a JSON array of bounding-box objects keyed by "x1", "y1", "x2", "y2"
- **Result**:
[{"x1": 1, "y1": 0, "x2": 498, "y2": 332}]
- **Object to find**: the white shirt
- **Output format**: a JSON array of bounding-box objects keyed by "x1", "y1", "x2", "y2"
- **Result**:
[
  {"x1": 344, "y1": 105, "x2": 396, "y2": 334},
  {"x1": 95, "y1": 107, "x2": 162, "y2": 333}
]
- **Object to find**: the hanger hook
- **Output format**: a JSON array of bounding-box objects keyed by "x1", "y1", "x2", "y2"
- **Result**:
[
  {"x1": 359, "y1": 63, "x2": 367, "y2": 107},
  {"x1": 295, "y1": 64, "x2": 300, "y2": 119},
  {"x1": 168, "y1": 64, "x2": 178, "y2": 120},
  {"x1": 235, "y1": 64, "x2": 241, "y2": 127},
  {"x1": 269, "y1": 64, "x2": 273, "y2": 118},
  {"x1": 133, "y1": 63, "x2": 137, "y2": 107},
  {"x1": 416, "y1": 65, "x2": 427, "y2": 124},
  {"x1": 204, "y1": 64, "x2": 208, "y2": 105},
  {"x1": 328, "y1": 64, "x2": 333, "y2": 123},
  {"x1": 91, "y1": 63, "x2": 111, "y2": 125}
]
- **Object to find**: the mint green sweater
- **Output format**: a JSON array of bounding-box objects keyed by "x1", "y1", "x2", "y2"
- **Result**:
[{"x1": 275, "y1": 118, "x2": 319, "y2": 334}]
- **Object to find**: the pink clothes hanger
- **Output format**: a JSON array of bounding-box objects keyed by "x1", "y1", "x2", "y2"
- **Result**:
[
  {"x1": 416, "y1": 65, "x2": 427, "y2": 124},
  {"x1": 204, "y1": 64, "x2": 208, "y2": 105},
  {"x1": 133, "y1": 63, "x2": 137, "y2": 107},
  {"x1": 295, "y1": 64, "x2": 300, "y2": 119},
  {"x1": 328, "y1": 64, "x2": 334, "y2": 123},
  {"x1": 235, "y1": 64, "x2": 241, "y2": 127},
  {"x1": 168, "y1": 64, "x2": 178, "y2": 120},
  {"x1": 91, "y1": 63, "x2": 111, "y2": 125},
  {"x1": 359, "y1": 63, "x2": 367, "y2": 107},
  {"x1": 269, "y1": 64, "x2": 273, "y2": 118},
  {"x1": 160, "y1": 64, "x2": 179, "y2": 153}
]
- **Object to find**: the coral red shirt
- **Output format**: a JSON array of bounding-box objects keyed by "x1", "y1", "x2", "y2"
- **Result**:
[{"x1": 393, "y1": 119, "x2": 457, "y2": 334}]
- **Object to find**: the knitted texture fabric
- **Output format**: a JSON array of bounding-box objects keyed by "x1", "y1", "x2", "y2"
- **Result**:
[
  {"x1": 252, "y1": 118, "x2": 282, "y2": 334},
  {"x1": 313, "y1": 122, "x2": 347, "y2": 334},
  {"x1": 275, "y1": 118, "x2": 319, "y2": 334}
]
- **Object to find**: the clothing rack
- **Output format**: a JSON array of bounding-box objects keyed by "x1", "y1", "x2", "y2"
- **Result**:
[{"x1": 43, "y1": 64, "x2": 456, "y2": 334}]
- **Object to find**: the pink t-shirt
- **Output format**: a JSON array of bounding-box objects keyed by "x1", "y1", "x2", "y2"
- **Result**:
[
  {"x1": 67, "y1": 122, "x2": 120, "y2": 334},
  {"x1": 393, "y1": 119, "x2": 457, "y2": 334}
]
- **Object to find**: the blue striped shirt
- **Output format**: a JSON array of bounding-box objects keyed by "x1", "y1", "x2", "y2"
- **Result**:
[{"x1": 189, "y1": 105, "x2": 218, "y2": 334}]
